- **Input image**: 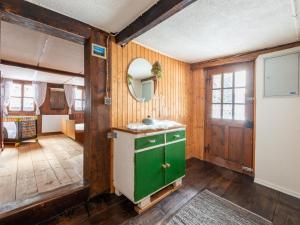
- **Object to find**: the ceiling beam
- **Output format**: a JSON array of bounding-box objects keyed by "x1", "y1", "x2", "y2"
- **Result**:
[
  {"x1": 1, "y1": 60, "x2": 84, "y2": 78},
  {"x1": 191, "y1": 41, "x2": 300, "y2": 70},
  {"x1": 115, "y1": 0, "x2": 197, "y2": 45},
  {"x1": 0, "y1": 0, "x2": 91, "y2": 45}
]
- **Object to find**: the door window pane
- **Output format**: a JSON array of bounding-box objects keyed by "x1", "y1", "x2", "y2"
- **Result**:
[
  {"x1": 223, "y1": 89, "x2": 233, "y2": 103},
  {"x1": 212, "y1": 74, "x2": 222, "y2": 89},
  {"x1": 235, "y1": 88, "x2": 246, "y2": 104},
  {"x1": 11, "y1": 83, "x2": 22, "y2": 97},
  {"x1": 212, "y1": 89, "x2": 221, "y2": 103},
  {"x1": 212, "y1": 104, "x2": 221, "y2": 119},
  {"x1": 235, "y1": 71, "x2": 246, "y2": 87},
  {"x1": 234, "y1": 105, "x2": 245, "y2": 121},
  {"x1": 223, "y1": 73, "x2": 233, "y2": 88},
  {"x1": 23, "y1": 98, "x2": 34, "y2": 111},
  {"x1": 9, "y1": 97, "x2": 21, "y2": 111},
  {"x1": 223, "y1": 104, "x2": 233, "y2": 119},
  {"x1": 24, "y1": 85, "x2": 34, "y2": 97}
]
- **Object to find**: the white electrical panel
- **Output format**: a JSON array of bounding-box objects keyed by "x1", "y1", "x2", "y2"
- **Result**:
[{"x1": 264, "y1": 53, "x2": 299, "y2": 97}]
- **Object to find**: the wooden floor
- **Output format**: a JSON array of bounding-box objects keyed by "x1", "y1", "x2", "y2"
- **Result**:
[
  {"x1": 0, "y1": 135, "x2": 83, "y2": 207},
  {"x1": 41, "y1": 158, "x2": 300, "y2": 225}
]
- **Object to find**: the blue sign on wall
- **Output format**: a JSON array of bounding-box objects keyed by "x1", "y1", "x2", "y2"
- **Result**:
[{"x1": 91, "y1": 43, "x2": 107, "y2": 59}]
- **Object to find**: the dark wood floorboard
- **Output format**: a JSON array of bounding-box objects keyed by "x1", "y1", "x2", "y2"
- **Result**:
[{"x1": 41, "y1": 158, "x2": 300, "y2": 225}]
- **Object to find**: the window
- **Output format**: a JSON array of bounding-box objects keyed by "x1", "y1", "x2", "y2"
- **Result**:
[
  {"x1": 74, "y1": 87, "x2": 85, "y2": 111},
  {"x1": 211, "y1": 71, "x2": 246, "y2": 121},
  {"x1": 9, "y1": 82, "x2": 34, "y2": 112}
]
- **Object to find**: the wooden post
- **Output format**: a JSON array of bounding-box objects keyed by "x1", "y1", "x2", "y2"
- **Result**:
[{"x1": 84, "y1": 28, "x2": 110, "y2": 197}]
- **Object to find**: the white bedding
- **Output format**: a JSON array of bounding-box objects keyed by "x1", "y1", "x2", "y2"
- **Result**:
[
  {"x1": 3, "y1": 122, "x2": 17, "y2": 139},
  {"x1": 75, "y1": 123, "x2": 84, "y2": 131}
]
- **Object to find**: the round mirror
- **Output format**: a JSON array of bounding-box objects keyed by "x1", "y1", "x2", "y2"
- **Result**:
[{"x1": 127, "y1": 58, "x2": 157, "y2": 102}]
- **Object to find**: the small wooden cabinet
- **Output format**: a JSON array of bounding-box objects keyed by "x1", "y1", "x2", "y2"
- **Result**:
[{"x1": 113, "y1": 127, "x2": 186, "y2": 206}]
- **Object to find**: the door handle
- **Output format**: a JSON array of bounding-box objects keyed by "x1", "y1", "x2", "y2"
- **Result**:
[
  {"x1": 162, "y1": 163, "x2": 171, "y2": 169},
  {"x1": 174, "y1": 134, "x2": 180, "y2": 138},
  {"x1": 148, "y1": 139, "x2": 156, "y2": 143}
]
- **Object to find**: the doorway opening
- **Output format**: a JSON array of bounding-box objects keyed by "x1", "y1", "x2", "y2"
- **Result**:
[{"x1": 0, "y1": 21, "x2": 85, "y2": 212}]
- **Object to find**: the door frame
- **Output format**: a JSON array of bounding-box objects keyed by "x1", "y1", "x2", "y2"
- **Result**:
[
  {"x1": 0, "y1": 0, "x2": 111, "y2": 201},
  {"x1": 203, "y1": 61, "x2": 256, "y2": 175}
]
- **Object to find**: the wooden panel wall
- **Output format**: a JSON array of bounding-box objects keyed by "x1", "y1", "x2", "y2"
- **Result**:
[
  {"x1": 111, "y1": 41, "x2": 193, "y2": 158},
  {"x1": 190, "y1": 69, "x2": 205, "y2": 159}
]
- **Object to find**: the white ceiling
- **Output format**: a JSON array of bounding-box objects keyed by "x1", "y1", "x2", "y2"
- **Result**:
[
  {"x1": 26, "y1": 0, "x2": 158, "y2": 32},
  {"x1": 1, "y1": 21, "x2": 84, "y2": 74},
  {"x1": 135, "y1": 0, "x2": 299, "y2": 62},
  {"x1": 0, "y1": 64, "x2": 84, "y2": 86},
  {"x1": 7, "y1": 0, "x2": 300, "y2": 63}
]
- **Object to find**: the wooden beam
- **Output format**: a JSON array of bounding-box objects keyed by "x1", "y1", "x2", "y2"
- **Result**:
[
  {"x1": 0, "y1": 0, "x2": 91, "y2": 44},
  {"x1": 115, "y1": 0, "x2": 197, "y2": 45},
  {"x1": 191, "y1": 41, "x2": 300, "y2": 70},
  {"x1": 84, "y1": 28, "x2": 110, "y2": 197},
  {"x1": 1, "y1": 60, "x2": 84, "y2": 78}
]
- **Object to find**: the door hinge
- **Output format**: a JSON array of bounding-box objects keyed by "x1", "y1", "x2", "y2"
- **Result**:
[
  {"x1": 242, "y1": 166, "x2": 253, "y2": 173},
  {"x1": 107, "y1": 132, "x2": 117, "y2": 139}
]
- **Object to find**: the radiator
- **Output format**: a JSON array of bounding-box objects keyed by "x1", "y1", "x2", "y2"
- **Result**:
[{"x1": 42, "y1": 115, "x2": 69, "y2": 133}]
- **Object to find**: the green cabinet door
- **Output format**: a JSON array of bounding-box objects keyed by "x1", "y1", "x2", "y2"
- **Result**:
[
  {"x1": 165, "y1": 141, "x2": 186, "y2": 184},
  {"x1": 134, "y1": 147, "x2": 165, "y2": 202}
]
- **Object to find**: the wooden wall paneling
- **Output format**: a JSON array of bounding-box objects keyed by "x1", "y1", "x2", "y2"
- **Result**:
[
  {"x1": 190, "y1": 69, "x2": 205, "y2": 159},
  {"x1": 122, "y1": 45, "x2": 128, "y2": 126},
  {"x1": 84, "y1": 28, "x2": 110, "y2": 196},
  {"x1": 111, "y1": 41, "x2": 192, "y2": 158},
  {"x1": 127, "y1": 42, "x2": 133, "y2": 124}
]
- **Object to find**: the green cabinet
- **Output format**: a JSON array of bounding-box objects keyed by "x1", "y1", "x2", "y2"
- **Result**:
[
  {"x1": 135, "y1": 147, "x2": 165, "y2": 201},
  {"x1": 135, "y1": 134, "x2": 165, "y2": 150},
  {"x1": 134, "y1": 138, "x2": 186, "y2": 202},
  {"x1": 165, "y1": 141, "x2": 186, "y2": 184},
  {"x1": 113, "y1": 128, "x2": 186, "y2": 205}
]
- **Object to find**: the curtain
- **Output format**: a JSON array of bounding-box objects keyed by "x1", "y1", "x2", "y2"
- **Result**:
[
  {"x1": 32, "y1": 81, "x2": 47, "y2": 115},
  {"x1": 3, "y1": 79, "x2": 13, "y2": 116},
  {"x1": 64, "y1": 84, "x2": 75, "y2": 114}
]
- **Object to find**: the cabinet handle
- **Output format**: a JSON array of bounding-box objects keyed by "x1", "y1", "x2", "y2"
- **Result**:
[
  {"x1": 162, "y1": 164, "x2": 167, "y2": 169},
  {"x1": 166, "y1": 163, "x2": 171, "y2": 168},
  {"x1": 148, "y1": 139, "x2": 156, "y2": 143},
  {"x1": 174, "y1": 134, "x2": 180, "y2": 138}
]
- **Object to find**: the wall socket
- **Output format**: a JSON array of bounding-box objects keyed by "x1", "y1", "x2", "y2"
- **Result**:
[{"x1": 104, "y1": 96, "x2": 112, "y2": 105}]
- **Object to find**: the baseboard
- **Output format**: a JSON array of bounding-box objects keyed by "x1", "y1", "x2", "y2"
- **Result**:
[{"x1": 254, "y1": 178, "x2": 300, "y2": 199}]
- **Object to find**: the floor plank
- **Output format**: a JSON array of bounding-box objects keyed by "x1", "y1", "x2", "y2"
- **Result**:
[
  {"x1": 40, "y1": 158, "x2": 300, "y2": 225},
  {"x1": 0, "y1": 148, "x2": 18, "y2": 204},
  {"x1": 0, "y1": 135, "x2": 83, "y2": 205}
]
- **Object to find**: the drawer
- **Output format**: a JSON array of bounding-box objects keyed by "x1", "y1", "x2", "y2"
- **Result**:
[
  {"x1": 135, "y1": 134, "x2": 165, "y2": 150},
  {"x1": 166, "y1": 130, "x2": 185, "y2": 142}
]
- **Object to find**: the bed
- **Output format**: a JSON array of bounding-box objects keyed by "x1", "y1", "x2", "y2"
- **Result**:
[
  {"x1": 3, "y1": 116, "x2": 38, "y2": 146},
  {"x1": 61, "y1": 119, "x2": 84, "y2": 144}
]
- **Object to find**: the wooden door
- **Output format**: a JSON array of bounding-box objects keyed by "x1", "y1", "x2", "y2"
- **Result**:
[{"x1": 204, "y1": 62, "x2": 254, "y2": 175}]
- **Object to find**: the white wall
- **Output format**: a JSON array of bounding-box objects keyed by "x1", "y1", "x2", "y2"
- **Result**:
[{"x1": 255, "y1": 47, "x2": 300, "y2": 199}]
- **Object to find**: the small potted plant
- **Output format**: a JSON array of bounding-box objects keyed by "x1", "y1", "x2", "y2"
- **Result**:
[{"x1": 151, "y1": 61, "x2": 162, "y2": 79}]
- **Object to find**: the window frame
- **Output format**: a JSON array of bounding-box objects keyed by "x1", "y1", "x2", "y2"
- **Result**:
[
  {"x1": 9, "y1": 81, "x2": 35, "y2": 112},
  {"x1": 74, "y1": 86, "x2": 85, "y2": 112},
  {"x1": 211, "y1": 71, "x2": 246, "y2": 121}
]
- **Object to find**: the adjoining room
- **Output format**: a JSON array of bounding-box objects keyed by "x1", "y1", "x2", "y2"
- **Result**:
[{"x1": 0, "y1": 21, "x2": 85, "y2": 210}]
